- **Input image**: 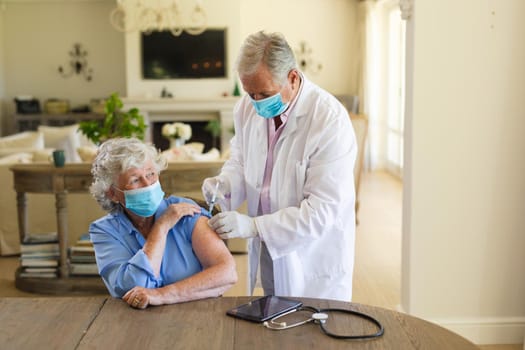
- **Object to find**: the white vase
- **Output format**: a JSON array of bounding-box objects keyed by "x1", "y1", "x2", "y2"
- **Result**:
[{"x1": 170, "y1": 138, "x2": 185, "y2": 148}]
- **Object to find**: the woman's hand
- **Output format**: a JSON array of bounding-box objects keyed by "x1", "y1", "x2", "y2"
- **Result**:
[
  {"x1": 143, "y1": 202, "x2": 201, "y2": 277},
  {"x1": 155, "y1": 202, "x2": 201, "y2": 231},
  {"x1": 122, "y1": 286, "x2": 162, "y2": 309}
]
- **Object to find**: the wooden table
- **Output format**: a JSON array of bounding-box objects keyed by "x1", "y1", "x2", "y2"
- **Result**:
[
  {"x1": 0, "y1": 296, "x2": 478, "y2": 349},
  {"x1": 10, "y1": 161, "x2": 224, "y2": 294}
]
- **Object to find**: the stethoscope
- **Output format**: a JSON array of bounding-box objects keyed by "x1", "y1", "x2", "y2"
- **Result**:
[{"x1": 263, "y1": 305, "x2": 384, "y2": 340}]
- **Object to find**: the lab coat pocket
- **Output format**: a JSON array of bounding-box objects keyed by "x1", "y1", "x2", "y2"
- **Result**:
[
  {"x1": 274, "y1": 251, "x2": 305, "y2": 296},
  {"x1": 295, "y1": 161, "x2": 307, "y2": 204}
]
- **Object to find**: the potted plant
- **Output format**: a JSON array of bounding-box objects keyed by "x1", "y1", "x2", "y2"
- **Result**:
[
  {"x1": 204, "y1": 119, "x2": 221, "y2": 150},
  {"x1": 78, "y1": 92, "x2": 147, "y2": 145}
]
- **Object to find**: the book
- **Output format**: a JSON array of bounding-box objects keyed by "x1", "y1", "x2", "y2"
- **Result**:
[
  {"x1": 23, "y1": 232, "x2": 58, "y2": 244},
  {"x1": 19, "y1": 271, "x2": 57, "y2": 278},
  {"x1": 69, "y1": 235, "x2": 96, "y2": 265},
  {"x1": 20, "y1": 232, "x2": 59, "y2": 254},
  {"x1": 20, "y1": 242, "x2": 59, "y2": 253},
  {"x1": 21, "y1": 259, "x2": 58, "y2": 267},
  {"x1": 70, "y1": 255, "x2": 96, "y2": 264},
  {"x1": 20, "y1": 236, "x2": 60, "y2": 270},
  {"x1": 75, "y1": 233, "x2": 93, "y2": 246},
  {"x1": 69, "y1": 263, "x2": 99, "y2": 276},
  {"x1": 69, "y1": 246, "x2": 95, "y2": 254},
  {"x1": 24, "y1": 267, "x2": 57, "y2": 273},
  {"x1": 20, "y1": 252, "x2": 59, "y2": 262},
  {"x1": 20, "y1": 267, "x2": 58, "y2": 278}
]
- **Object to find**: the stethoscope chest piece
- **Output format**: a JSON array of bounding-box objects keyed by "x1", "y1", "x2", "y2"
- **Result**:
[{"x1": 312, "y1": 312, "x2": 328, "y2": 323}]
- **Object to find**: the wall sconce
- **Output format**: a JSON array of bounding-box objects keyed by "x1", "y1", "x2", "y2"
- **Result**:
[
  {"x1": 295, "y1": 41, "x2": 322, "y2": 74},
  {"x1": 58, "y1": 43, "x2": 93, "y2": 81}
]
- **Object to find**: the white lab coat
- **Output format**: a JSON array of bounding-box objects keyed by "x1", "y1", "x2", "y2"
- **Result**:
[{"x1": 220, "y1": 76, "x2": 357, "y2": 301}]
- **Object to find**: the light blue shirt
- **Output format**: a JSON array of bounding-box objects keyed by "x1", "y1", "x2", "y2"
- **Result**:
[{"x1": 89, "y1": 196, "x2": 210, "y2": 298}]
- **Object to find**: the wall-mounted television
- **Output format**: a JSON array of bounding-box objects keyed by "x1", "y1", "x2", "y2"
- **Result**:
[{"x1": 141, "y1": 29, "x2": 227, "y2": 79}]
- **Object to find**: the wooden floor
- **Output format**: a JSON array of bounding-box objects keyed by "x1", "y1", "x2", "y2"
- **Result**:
[{"x1": 0, "y1": 170, "x2": 521, "y2": 349}]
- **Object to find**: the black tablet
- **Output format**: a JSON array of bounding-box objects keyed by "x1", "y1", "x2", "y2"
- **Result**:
[{"x1": 226, "y1": 296, "x2": 303, "y2": 323}]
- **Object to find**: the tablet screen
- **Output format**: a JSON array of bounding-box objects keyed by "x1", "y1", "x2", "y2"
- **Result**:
[{"x1": 226, "y1": 296, "x2": 303, "y2": 323}]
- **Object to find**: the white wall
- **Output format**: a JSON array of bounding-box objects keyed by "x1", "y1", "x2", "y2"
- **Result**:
[
  {"x1": 1, "y1": 1, "x2": 125, "y2": 134},
  {"x1": 402, "y1": 0, "x2": 525, "y2": 344},
  {"x1": 240, "y1": 0, "x2": 358, "y2": 95},
  {"x1": 0, "y1": 0, "x2": 359, "y2": 134}
]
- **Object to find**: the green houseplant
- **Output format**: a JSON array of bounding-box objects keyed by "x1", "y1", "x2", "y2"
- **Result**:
[
  {"x1": 204, "y1": 119, "x2": 221, "y2": 149},
  {"x1": 79, "y1": 92, "x2": 146, "y2": 145}
]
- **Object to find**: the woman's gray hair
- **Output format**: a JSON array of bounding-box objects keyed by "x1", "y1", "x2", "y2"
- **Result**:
[
  {"x1": 235, "y1": 31, "x2": 298, "y2": 85},
  {"x1": 90, "y1": 137, "x2": 168, "y2": 212}
]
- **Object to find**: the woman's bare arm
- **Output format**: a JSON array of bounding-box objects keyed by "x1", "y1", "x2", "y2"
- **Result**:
[{"x1": 123, "y1": 216, "x2": 238, "y2": 308}]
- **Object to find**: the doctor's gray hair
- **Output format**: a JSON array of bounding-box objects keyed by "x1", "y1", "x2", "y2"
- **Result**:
[
  {"x1": 90, "y1": 137, "x2": 168, "y2": 212},
  {"x1": 236, "y1": 31, "x2": 298, "y2": 86}
]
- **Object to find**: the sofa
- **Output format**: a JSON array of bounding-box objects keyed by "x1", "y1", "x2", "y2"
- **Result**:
[{"x1": 0, "y1": 125, "x2": 234, "y2": 256}]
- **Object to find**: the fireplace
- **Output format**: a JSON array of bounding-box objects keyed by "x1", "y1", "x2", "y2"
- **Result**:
[{"x1": 122, "y1": 97, "x2": 238, "y2": 155}]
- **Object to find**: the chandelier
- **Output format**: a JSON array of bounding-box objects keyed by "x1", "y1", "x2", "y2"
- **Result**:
[{"x1": 110, "y1": 0, "x2": 207, "y2": 36}]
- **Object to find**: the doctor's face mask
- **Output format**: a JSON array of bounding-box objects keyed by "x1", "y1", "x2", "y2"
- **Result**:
[
  {"x1": 242, "y1": 66, "x2": 295, "y2": 119},
  {"x1": 250, "y1": 91, "x2": 289, "y2": 119}
]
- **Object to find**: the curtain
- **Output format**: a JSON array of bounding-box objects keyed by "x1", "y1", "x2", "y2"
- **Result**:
[{"x1": 356, "y1": 0, "x2": 404, "y2": 174}]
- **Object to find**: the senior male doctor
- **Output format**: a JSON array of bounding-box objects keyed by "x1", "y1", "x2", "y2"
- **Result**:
[{"x1": 203, "y1": 31, "x2": 357, "y2": 301}]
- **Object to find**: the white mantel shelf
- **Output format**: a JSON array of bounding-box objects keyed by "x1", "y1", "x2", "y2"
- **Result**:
[{"x1": 122, "y1": 97, "x2": 240, "y2": 113}]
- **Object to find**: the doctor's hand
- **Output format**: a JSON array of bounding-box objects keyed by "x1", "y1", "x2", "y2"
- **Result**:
[
  {"x1": 202, "y1": 176, "x2": 230, "y2": 208},
  {"x1": 208, "y1": 211, "x2": 258, "y2": 240}
]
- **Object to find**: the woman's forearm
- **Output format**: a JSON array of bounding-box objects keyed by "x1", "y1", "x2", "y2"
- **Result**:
[
  {"x1": 141, "y1": 224, "x2": 169, "y2": 277},
  {"x1": 154, "y1": 259, "x2": 237, "y2": 305}
]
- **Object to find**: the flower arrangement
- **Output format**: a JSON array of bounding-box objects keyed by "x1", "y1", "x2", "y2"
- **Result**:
[{"x1": 161, "y1": 122, "x2": 192, "y2": 141}]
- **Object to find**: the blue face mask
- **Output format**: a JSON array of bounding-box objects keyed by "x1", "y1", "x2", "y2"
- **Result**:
[
  {"x1": 117, "y1": 181, "x2": 165, "y2": 217},
  {"x1": 251, "y1": 92, "x2": 289, "y2": 119}
]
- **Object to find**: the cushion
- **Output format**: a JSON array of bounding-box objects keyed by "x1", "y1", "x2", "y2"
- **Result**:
[
  {"x1": 0, "y1": 147, "x2": 41, "y2": 158},
  {"x1": 37, "y1": 124, "x2": 83, "y2": 163},
  {"x1": 77, "y1": 145, "x2": 98, "y2": 163},
  {"x1": 190, "y1": 148, "x2": 220, "y2": 161},
  {"x1": 0, "y1": 152, "x2": 33, "y2": 164},
  {"x1": 32, "y1": 149, "x2": 54, "y2": 163},
  {"x1": 161, "y1": 147, "x2": 192, "y2": 162},
  {"x1": 184, "y1": 142, "x2": 205, "y2": 154},
  {"x1": 0, "y1": 131, "x2": 44, "y2": 149}
]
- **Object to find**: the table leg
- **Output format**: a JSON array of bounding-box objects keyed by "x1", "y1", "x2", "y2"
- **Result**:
[
  {"x1": 15, "y1": 192, "x2": 28, "y2": 243},
  {"x1": 56, "y1": 192, "x2": 69, "y2": 278}
]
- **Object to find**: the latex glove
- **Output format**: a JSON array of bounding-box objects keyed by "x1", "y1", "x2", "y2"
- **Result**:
[
  {"x1": 208, "y1": 211, "x2": 258, "y2": 240},
  {"x1": 202, "y1": 176, "x2": 230, "y2": 209}
]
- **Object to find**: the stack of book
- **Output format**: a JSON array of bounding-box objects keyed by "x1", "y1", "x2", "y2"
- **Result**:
[
  {"x1": 19, "y1": 233, "x2": 59, "y2": 278},
  {"x1": 69, "y1": 234, "x2": 98, "y2": 276}
]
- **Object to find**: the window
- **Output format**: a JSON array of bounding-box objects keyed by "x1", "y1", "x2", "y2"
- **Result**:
[{"x1": 386, "y1": 8, "x2": 406, "y2": 178}]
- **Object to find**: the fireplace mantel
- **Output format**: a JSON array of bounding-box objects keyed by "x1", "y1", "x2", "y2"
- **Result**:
[{"x1": 122, "y1": 97, "x2": 240, "y2": 152}]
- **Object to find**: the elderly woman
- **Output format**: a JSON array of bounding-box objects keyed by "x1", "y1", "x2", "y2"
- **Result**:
[{"x1": 89, "y1": 137, "x2": 237, "y2": 309}]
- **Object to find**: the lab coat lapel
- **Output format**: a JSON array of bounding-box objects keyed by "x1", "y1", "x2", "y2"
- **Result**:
[
  {"x1": 248, "y1": 115, "x2": 267, "y2": 215},
  {"x1": 276, "y1": 77, "x2": 308, "y2": 143}
]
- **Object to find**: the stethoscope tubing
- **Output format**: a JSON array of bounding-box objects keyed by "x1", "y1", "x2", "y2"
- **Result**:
[{"x1": 265, "y1": 305, "x2": 384, "y2": 340}]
